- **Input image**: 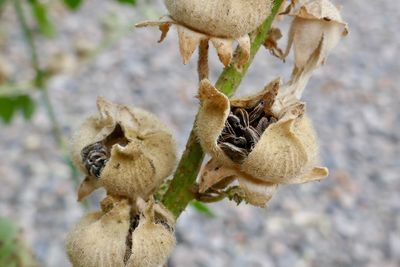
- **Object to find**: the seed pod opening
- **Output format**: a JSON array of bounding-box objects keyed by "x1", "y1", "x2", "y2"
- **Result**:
[
  {"x1": 196, "y1": 79, "x2": 328, "y2": 204},
  {"x1": 71, "y1": 97, "x2": 176, "y2": 201}
]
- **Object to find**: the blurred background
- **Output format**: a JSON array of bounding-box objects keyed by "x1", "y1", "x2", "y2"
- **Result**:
[{"x1": 0, "y1": 0, "x2": 399, "y2": 266}]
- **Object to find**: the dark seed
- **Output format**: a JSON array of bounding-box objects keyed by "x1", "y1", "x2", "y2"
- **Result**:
[
  {"x1": 81, "y1": 142, "x2": 109, "y2": 178},
  {"x1": 234, "y1": 108, "x2": 250, "y2": 128},
  {"x1": 223, "y1": 135, "x2": 247, "y2": 148},
  {"x1": 219, "y1": 142, "x2": 248, "y2": 163},
  {"x1": 227, "y1": 113, "x2": 244, "y2": 134},
  {"x1": 243, "y1": 127, "x2": 260, "y2": 149},
  {"x1": 249, "y1": 100, "x2": 265, "y2": 124}
]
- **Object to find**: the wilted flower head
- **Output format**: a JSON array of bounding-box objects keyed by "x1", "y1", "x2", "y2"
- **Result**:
[
  {"x1": 196, "y1": 79, "x2": 328, "y2": 207},
  {"x1": 71, "y1": 97, "x2": 176, "y2": 201},
  {"x1": 272, "y1": 0, "x2": 348, "y2": 113},
  {"x1": 66, "y1": 196, "x2": 175, "y2": 267},
  {"x1": 136, "y1": 0, "x2": 273, "y2": 67}
]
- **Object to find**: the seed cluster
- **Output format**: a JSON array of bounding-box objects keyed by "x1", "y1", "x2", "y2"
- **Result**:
[
  {"x1": 218, "y1": 100, "x2": 277, "y2": 163},
  {"x1": 81, "y1": 142, "x2": 109, "y2": 178}
]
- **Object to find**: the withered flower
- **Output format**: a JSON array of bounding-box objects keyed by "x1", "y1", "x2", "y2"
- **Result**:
[
  {"x1": 196, "y1": 79, "x2": 328, "y2": 207},
  {"x1": 136, "y1": 0, "x2": 273, "y2": 67},
  {"x1": 66, "y1": 196, "x2": 175, "y2": 267},
  {"x1": 71, "y1": 97, "x2": 176, "y2": 201},
  {"x1": 272, "y1": 0, "x2": 348, "y2": 112}
]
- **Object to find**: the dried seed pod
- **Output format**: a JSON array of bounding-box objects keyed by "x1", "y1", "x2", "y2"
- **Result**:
[
  {"x1": 165, "y1": 0, "x2": 272, "y2": 39},
  {"x1": 71, "y1": 97, "x2": 177, "y2": 201},
  {"x1": 196, "y1": 79, "x2": 328, "y2": 198},
  {"x1": 126, "y1": 199, "x2": 176, "y2": 267},
  {"x1": 136, "y1": 0, "x2": 273, "y2": 67},
  {"x1": 283, "y1": 0, "x2": 348, "y2": 69},
  {"x1": 66, "y1": 197, "x2": 176, "y2": 267},
  {"x1": 272, "y1": 0, "x2": 348, "y2": 112},
  {"x1": 65, "y1": 197, "x2": 130, "y2": 267}
]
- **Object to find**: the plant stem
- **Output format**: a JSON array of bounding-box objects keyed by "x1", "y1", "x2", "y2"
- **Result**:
[
  {"x1": 14, "y1": 0, "x2": 84, "y2": 200},
  {"x1": 162, "y1": 0, "x2": 284, "y2": 218}
]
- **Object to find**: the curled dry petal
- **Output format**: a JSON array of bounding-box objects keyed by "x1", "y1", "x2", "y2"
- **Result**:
[
  {"x1": 196, "y1": 79, "x2": 328, "y2": 198},
  {"x1": 199, "y1": 158, "x2": 277, "y2": 207},
  {"x1": 136, "y1": 18, "x2": 253, "y2": 68},
  {"x1": 72, "y1": 97, "x2": 176, "y2": 201}
]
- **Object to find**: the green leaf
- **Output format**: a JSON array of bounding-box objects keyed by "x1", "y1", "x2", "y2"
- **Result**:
[
  {"x1": 0, "y1": 217, "x2": 37, "y2": 267},
  {"x1": 190, "y1": 201, "x2": 215, "y2": 218},
  {"x1": 28, "y1": 0, "x2": 55, "y2": 38},
  {"x1": 63, "y1": 0, "x2": 83, "y2": 10},
  {"x1": 115, "y1": 0, "x2": 136, "y2": 5},
  {"x1": 0, "y1": 97, "x2": 16, "y2": 124},
  {"x1": 0, "y1": 0, "x2": 8, "y2": 10},
  {"x1": 0, "y1": 95, "x2": 36, "y2": 124},
  {"x1": 16, "y1": 95, "x2": 36, "y2": 120}
]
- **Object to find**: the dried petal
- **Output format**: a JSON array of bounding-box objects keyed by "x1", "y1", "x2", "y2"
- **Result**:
[
  {"x1": 211, "y1": 38, "x2": 233, "y2": 67},
  {"x1": 237, "y1": 177, "x2": 277, "y2": 207}
]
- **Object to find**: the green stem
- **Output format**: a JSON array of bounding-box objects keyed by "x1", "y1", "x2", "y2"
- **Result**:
[
  {"x1": 162, "y1": 0, "x2": 284, "y2": 218},
  {"x1": 14, "y1": 0, "x2": 84, "y2": 203}
]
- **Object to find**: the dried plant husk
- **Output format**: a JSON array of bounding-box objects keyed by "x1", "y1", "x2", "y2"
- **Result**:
[
  {"x1": 196, "y1": 79, "x2": 328, "y2": 206},
  {"x1": 71, "y1": 97, "x2": 176, "y2": 201},
  {"x1": 126, "y1": 199, "x2": 176, "y2": 267},
  {"x1": 283, "y1": 0, "x2": 348, "y2": 69},
  {"x1": 65, "y1": 197, "x2": 130, "y2": 267},
  {"x1": 164, "y1": 0, "x2": 272, "y2": 39},
  {"x1": 271, "y1": 0, "x2": 348, "y2": 112},
  {"x1": 136, "y1": 0, "x2": 273, "y2": 67},
  {"x1": 66, "y1": 197, "x2": 176, "y2": 267}
]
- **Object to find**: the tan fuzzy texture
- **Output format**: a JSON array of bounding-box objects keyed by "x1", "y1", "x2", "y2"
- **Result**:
[
  {"x1": 65, "y1": 198, "x2": 131, "y2": 267},
  {"x1": 272, "y1": 0, "x2": 348, "y2": 115},
  {"x1": 283, "y1": 0, "x2": 348, "y2": 69},
  {"x1": 238, "y1": 178, "x2": 277, "y2": 207},
  {"x1": 126, "y1": 200, "x2": 176, "y2": 267},
  {"x1": 196, "y1": 79, "x2": 328, "y2": 186},
  {"x1": 71, "y1": 97, "x2": 176, "y2": 201},
  {"x1": 165, "y1": 0, "x2": 272, "y2": 39},
  {"x1": 136, "y1": 13, "x2": 256, "y2": 67}
]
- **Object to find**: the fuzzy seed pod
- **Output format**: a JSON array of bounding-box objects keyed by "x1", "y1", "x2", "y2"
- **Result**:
[
  {"x1": 65, "y1": 197, "x2": 130, "y2": 267},
  {"x1": 196, "y1": 79, "x2": 328, "y2": 206},
  {"x1": 66, "y1": 197, "x2": 176, "y2": 267},
  {"x1": 126, "y1": 199, "x2": 176, "y2": 267},
  {"x1": 71, "y1": 97, "x2": 176, "y2": 201},
  {"x1": 165, "y1": 0, "x2": 272, "y2": 39},
  {"x1": 136, "y1": 0, "x2": 273, "y2": 67}
]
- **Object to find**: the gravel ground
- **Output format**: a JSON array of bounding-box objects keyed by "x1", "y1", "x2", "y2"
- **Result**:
[{"x1": 0, "y1": 0, "x2": 399, "y2": 266}]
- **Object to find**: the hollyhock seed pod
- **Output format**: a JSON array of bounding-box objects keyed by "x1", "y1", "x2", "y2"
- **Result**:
[
  {"x1": 196, "y1": 79, "x2": 328, "y2": 206},
  {"x1": 126, "y1": 199, "x2": 176, "y2": 267},
  {"x1": 66, "y1": 197, "x2": 176, "y2": 267},
  {"x1": 136, "y1": 0, "x2": 273, "y2": 67},
  {"x1": 71, "y1": 97, "x2": 176, "y2": 201},
  {"x1": 65, "y1": 197, "x2": 130, "y2": 267}
]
